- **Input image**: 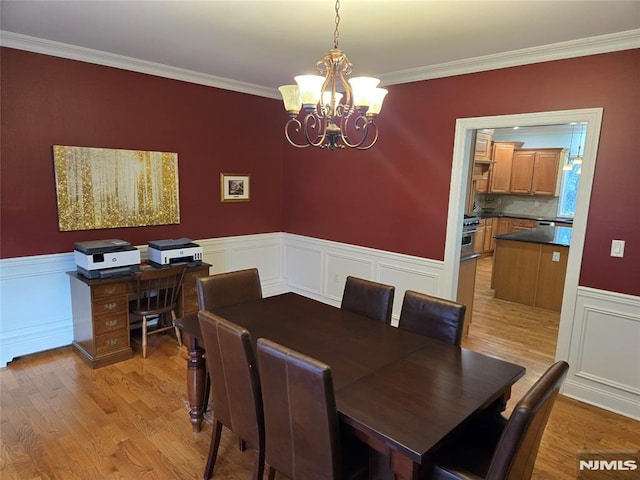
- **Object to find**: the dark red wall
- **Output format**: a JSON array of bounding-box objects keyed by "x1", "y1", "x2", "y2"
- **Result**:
[
  {"x1": 283, "y1": 50, "x2": 640, "y2": 297},
  {"x1": 2, "y1": 48, "x2": 639, "y2": 297},
  {"x1": 1, "y1": 48, "x2": 284, "y2": 258}
]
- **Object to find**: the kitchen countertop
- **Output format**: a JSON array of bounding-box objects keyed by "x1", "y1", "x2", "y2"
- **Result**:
[
  {"x1": 494, "y1": 225, "x2": 572, "y2": 247},
  {"x1": 477, "y1": 213, "x2": 573, "y2": 224}
]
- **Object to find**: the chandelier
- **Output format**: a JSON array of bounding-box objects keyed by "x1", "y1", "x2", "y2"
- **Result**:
[{"x1": 278, "y1": 0, "x2": 387, "y2": 150}]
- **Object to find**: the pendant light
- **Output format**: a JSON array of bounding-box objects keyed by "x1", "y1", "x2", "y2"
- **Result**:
[
  {"x1": 564, "y1": 124, "x2": 576, "y2": 171},
  {"x1": 573, "y1": 124, "x2": 584, "y2": 166}
]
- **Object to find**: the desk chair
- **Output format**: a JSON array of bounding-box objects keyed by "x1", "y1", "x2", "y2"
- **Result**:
[
  {"x1": 429, "y1": 361, "x2": 569, "y2": 480},
  {"x1": 198, "y1": 310, "x2": 265, "y2": 480},
  {"x1": 129, "y1": 265, "x2": 186, "y2": 358},
  {"x1": 196, "y1": 267, "x2": 262, "y2": 311},
  {"x1": 257, "y1": 338, "x2": 369, "y2": 480},
  {"x1": 398, "y1": 290, "x2": 466, "y2": 346},
  {"x1": 340, "y1": 276, "x2": 395, "y2": 325}
]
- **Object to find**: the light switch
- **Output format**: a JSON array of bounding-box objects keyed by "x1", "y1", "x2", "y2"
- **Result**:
[
  {"x1": 552, "y1": 251, "x2": 561, "y2": 262},
  {"x1": 611, "y1": 240, "x2": 625, "y2": 258}
]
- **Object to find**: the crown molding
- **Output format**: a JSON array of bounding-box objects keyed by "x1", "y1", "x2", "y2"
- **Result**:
[
  {"x1": 2, "y1": 29, "x2": 639, "y2": 98},
  {"x1": 377, "y1": 29, "x2": 640, "y2": 86},
  {"x1": 0, "y1": 31, "x2": 281, "y2": 99}
]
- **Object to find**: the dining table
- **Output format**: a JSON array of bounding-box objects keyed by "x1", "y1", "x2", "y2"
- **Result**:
[{"x1": 175, "y1": 292, "x2": 525, "y2": 480}]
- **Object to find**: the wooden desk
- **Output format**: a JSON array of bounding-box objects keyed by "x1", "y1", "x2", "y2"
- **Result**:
[
  {"x1": 68, "y1": 263, "x2": 210, "y2": 368},
  {"x1": 176, "y1": 293, "x2": 525, "y2": 480}
]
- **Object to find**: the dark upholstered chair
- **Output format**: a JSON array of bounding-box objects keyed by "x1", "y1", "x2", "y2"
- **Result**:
[
  {"x1": 428, "y1": 361, "x2": 569, "y2": 480},
  {"x1": 256, "y1": 338, "x2": 369, "y2": 480},
  {"x1": 398, "y1": 290, "x2": 467, "y2": 346},
  {"x1": 198, "y1": 310, "x2": 265, "y2": 480},
  {"x1": 196, "y1": 268, "x2": 263, "y2": 424},
  {"x1": 129, "y1": 265, "x2": 186, "y2": 358},
  {"x1": 340, "y1": 276, "x2": 395, "y2": 325},
  {"x1": 196, "y1": 267, "x2": 262, "y2": 311}
]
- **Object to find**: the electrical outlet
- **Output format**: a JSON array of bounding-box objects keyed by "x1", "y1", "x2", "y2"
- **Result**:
[
  {"x1": 611, "y1": 240, "x2": 625, "y2": 258},
  {"x1": 552, "y1": 251, "x2": 560, "y2": 262}
]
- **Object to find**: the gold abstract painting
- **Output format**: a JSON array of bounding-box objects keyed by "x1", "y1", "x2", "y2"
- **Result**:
[{"x1": 53, "y1": 145, "x2": 180, "y2": 231}]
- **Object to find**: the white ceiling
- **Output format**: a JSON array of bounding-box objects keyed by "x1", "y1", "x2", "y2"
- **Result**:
[{"x1": 1, "y1": 1, "x2": 639, "y2": 98}]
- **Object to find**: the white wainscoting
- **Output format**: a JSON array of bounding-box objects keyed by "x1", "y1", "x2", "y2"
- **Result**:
[
  {"x1": 282, "y1": 233, "x2": 446, "y2": 324},
  {"x1": 0, "y1": 233, "x2": 286, "y2": 367},
  {"x1": 562, "y1": 287, "x2": 640, "y2": 420},
  {"x1": 0, "y1": 252, "x2": 77, "y2": 368}
]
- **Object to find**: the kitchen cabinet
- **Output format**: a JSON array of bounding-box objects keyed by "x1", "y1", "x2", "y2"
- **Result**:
[
  {"x1": 472, "y1": 130, "x2": 494, "y2": 193},
  {"x1": 474, "y1": 218, "x2": 496, "y2": 255},
  {"x1": 474, "y1": 130, "x2": 493, "y2": 162},
  {"x1": 511, "y1": 218, "x2": 535, "y2": 232},
  {"x1": 457, "y1": 255, "x2": 478, "y2": 336},
  {"x1": 497, "y1": 217, "x2": 512, "y2": 236},
  {"x1": 510, "y1": 148, "x2": 563, "y2": 195},
  {"x1": 487, "y1": 218, "x2": 496, "y2": 252},
  {"x1": 476, "y1": 175, "x2": 489, "y2": 193},
  {"x1": 494, "y1": 216, "x2": 535, "y2": 236},
  {"x1": 474, "y1": 220, "x2": 486, "y2": 254},
  {"x1": 488, "y1": 142, "x2": 524, "y2": 194},
  {"x1": 493, "y1": 238, "x2": 568, "y2": 312}
]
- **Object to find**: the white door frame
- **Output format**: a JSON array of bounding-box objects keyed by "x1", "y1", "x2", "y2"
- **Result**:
[{"x1": 442, "y1": 108, "x2": 603, "y2": 363}]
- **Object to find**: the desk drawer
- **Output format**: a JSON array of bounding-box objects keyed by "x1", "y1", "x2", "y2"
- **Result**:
[
  {"x1": 95, "y1": 330, "x2": 129, "y2": 355},
  {"x1": 184, "y1": 267, "x2": 209, "y2": 285},
  {"x1": 182, "y1": 281, "x2": 198, "y2": 301},
  {"x1": 93, "y1": 295, "x2": 128, "y2": 317},
  {"x1": 92, "y1": 282, "x2": 127, "y2": 300},
  {"x1": 181, "y1": 294, "x2": 200, "y2": 316},
  {"x1": 94, "y1": 313, "x2": 128, "y2": 336}
]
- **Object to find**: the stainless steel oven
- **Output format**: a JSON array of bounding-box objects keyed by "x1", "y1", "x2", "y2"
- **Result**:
[{"x1": 461, "y1": 215, "x2": 480, "y2": 258}]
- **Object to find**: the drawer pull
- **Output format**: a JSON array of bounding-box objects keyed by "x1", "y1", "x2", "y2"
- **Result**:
[
  {"x1": 103, "y1": 303, "x2": 117, "y2": 311},
  {"x1": 106, "y1": 338, "x2": 119, "y2": 346},
  {"x1": 105, "y1": 319, "x2": 118, "y2": 328},
  {"x1": 104, "y1": 287, "x2": 116, "y2": 295}
]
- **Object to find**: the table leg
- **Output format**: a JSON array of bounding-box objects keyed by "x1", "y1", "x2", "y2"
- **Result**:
[{"x1": 185, "y1": 333, "x2": 207, "y2": 432}]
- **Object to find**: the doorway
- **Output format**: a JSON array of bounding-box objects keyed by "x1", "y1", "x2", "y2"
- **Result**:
[{"x1": 444, "y1": 108, "x2": 603, "y2": 365}]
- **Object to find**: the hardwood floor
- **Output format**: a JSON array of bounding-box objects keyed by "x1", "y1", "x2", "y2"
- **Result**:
[
  {"x1": 463, "y1": 257, "x2": 639, "y2": 480},
  {"x1": 1, "y1": 262, "x2": 638, "y2": 479}
]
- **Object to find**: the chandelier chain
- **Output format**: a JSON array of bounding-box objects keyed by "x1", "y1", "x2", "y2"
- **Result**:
[{"x1": 333, "y1": 0, "x2": 341, "y2": 49}]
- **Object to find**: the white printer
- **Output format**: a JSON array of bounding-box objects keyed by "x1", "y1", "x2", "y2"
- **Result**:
[
  {"x1": 74, "y1": 239, "x2": 141, "y2": 279},
  {"x1": 148, "y1": 238, "x2": 203, "y2": 267}
]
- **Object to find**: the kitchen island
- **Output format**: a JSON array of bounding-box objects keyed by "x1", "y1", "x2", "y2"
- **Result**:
[{"x1": 492, "y1": 226, "x2": 571, "y2": 312}]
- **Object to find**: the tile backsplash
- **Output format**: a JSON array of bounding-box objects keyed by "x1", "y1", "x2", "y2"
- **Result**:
[{"x1": 474, "y1": 193, "x2": 560, "y2": 218}]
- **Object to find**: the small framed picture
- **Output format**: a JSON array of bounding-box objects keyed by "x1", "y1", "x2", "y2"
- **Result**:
[{"x1": 221, "y1": 173, "x2": 250, "y2": 202}]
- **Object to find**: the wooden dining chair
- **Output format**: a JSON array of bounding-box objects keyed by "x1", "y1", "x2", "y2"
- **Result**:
[
  {"x1": 196, "y1": 267, "x2": 262, "y2": 311},
  {"x1": 398, "y1": 290, "x2": 467, "y2": 346},
  {"x1": 198, "y1": 310, "x2": 265, "y2": 480},
  {"x1": 128, "y1": 265, "x2": 186, "y2": 358},
  {"x1": 428, "y1": 361, "x2": 570, "y2": 480},
  {"x1": 340, "y1": 276, "x2": 395, "y2": 325},
  {"x1": 256, "y1": 338, "x2": 369, "y2": 480}
]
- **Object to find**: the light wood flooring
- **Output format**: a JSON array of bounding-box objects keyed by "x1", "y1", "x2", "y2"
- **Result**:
[{"x1": 1, "y1": 258, "x2": 638, "y2": 479}]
